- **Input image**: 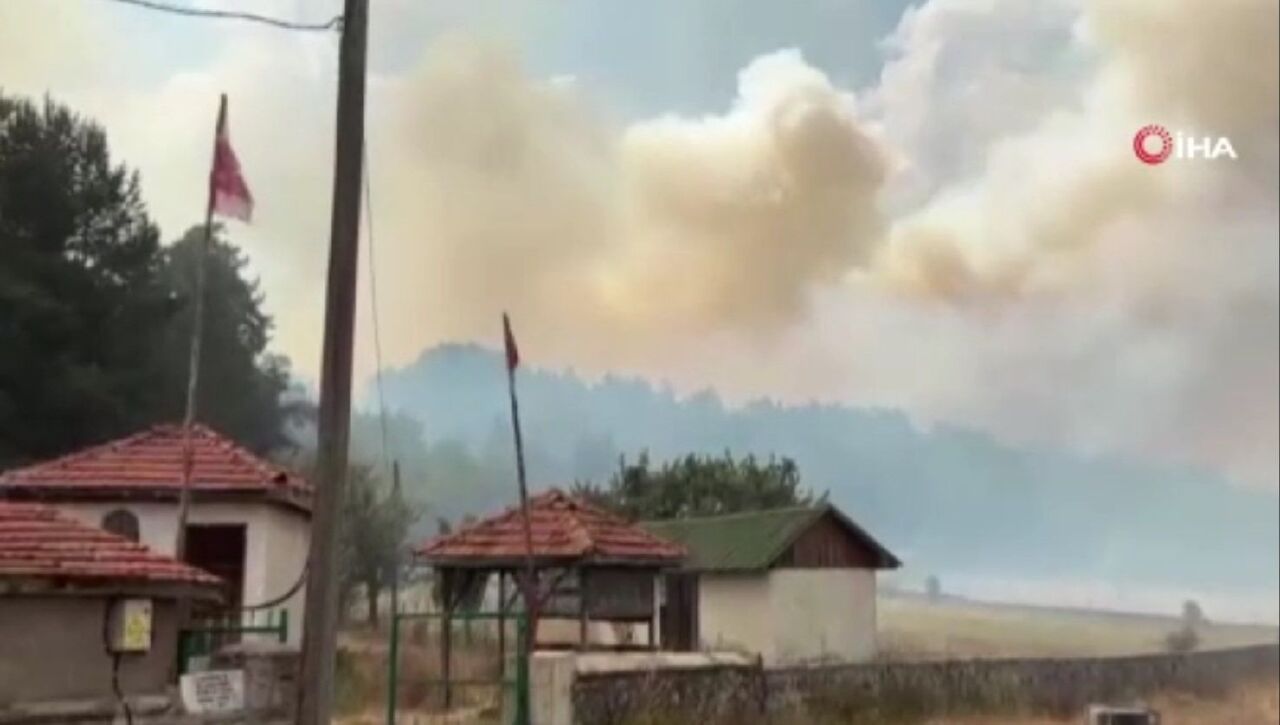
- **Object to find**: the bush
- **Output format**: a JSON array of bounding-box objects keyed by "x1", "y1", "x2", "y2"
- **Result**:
[{"x1": 1165, "y1": 624, "x2": 1200, "y2": 653}]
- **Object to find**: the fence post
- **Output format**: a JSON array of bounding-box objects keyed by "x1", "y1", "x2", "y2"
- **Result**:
[
  {"x1": 513, "y1": 614, "x2": 529, "y2": 725},
  {"x1": 386, "y1": 608, "x2": 400, "y2": 725},
  {"x1": 178, "y1": 631, "x2": 190, "y2": 676},
  {"x1": 756, "y1": 653, "x2": 767, "y2": 715}
]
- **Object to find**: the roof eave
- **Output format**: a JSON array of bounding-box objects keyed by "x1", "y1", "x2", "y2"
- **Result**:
[
  {"x1": 1, "y1": 483, "x2": 313, "y2": 515},
  {"x1": 416, "y1": 553, "x2": 683, "y2": 569},
  {"x1": 0, "y1": 576, "x2": 226, "y2": 603},
  {"x1": 816, "y1": 503, "x2": 902, "y2": 569}
]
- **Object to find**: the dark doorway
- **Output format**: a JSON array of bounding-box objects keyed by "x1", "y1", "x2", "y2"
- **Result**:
[
  {"x1": 660, "y1": 573, "x2": 699, "y2": 651},
  {"x1": 184, "y1": 524, "x2": 247, "y2": 614}
]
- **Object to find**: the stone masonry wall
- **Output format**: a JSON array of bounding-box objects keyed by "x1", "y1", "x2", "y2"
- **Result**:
[{"x1": 571, "y1": 644, "x2": 1279, "y2": 725}]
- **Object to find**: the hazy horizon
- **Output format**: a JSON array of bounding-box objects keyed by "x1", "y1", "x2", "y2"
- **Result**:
[{"x1": 335, "y1": 343, "x2": 1280, "y2": 626}]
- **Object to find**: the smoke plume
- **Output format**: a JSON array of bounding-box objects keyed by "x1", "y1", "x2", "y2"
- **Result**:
[{"x1": 2, "y1": 0, "x2": 1276, "y2": 487}]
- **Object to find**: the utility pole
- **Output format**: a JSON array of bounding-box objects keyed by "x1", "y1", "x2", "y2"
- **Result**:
[{"x1": 297, "y1": 0, "x2": 368, "y2": 722}]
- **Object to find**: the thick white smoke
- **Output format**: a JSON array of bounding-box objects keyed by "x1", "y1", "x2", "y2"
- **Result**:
[{"x1": 2, "y1": 0, "x2": 1275, "y2": 487}]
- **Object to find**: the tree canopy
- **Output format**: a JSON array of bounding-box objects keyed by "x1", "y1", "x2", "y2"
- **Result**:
[
  {"x1": 1, "y1": 93, "x2": 170, "y2": 464},
  {"x1": 154, "y1": 224, "x2": 304, "y2": 454},
  {"x1": 0, "y1": 92, "x2": 301, "y2": 466},
  {"x1": 338, "y1": 463, "x2": 420, "y2": 625},
  {"x1": 574, "y1": 451, "x2": 822, "y2": 520}
]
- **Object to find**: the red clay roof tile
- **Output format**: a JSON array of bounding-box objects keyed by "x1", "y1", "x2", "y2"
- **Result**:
[
  {"x1": 416, "y1": 489, "x2": 685, "y2": 565},
  {"x1": 0, "y1": 424, "x2": 308, "y2": 504},
  {"x1": 0, "y1": 502, "x2": 222, "y2": 588}
]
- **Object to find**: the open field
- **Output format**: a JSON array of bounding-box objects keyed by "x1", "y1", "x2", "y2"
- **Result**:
[
  {"x1": 879, "y1": 592, "x2": 1280, "y2": 659},
  {"x1": 915, "y1": 678, "x2": 1280, "y2": 725},
  {"x1": 336, "y1": 596, "x2": 1279, "y2": 724}
]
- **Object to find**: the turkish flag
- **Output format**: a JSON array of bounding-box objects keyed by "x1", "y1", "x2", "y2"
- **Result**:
[
  {"x1": 503, "y1": 313, "x2": 520, "y2": 371},
  {"x1": 209, "y1": 95, "x2": 253, "y2": 222}
]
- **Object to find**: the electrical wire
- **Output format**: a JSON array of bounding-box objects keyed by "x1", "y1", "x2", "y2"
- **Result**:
[
  {"x1": 363, "y1": 140, "x2": 393, "y2": 478},
  {"x1": 101, "y1": 600, "x2": 136, "y2": 725},
  {"x1": 240, "y1": 561, "x2": 309, "y2": 611},
  {"x1": 92, "y1": 0, "x2": 342, "y2": 32}
]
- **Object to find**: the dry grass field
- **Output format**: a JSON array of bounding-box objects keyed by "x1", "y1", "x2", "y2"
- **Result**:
[
  {"x1": 338, "y1": 595, "x2": 1279, "y2": 724},
  {"x1": 879, "y1": 592, "x2": 1279, "y2": 659}
]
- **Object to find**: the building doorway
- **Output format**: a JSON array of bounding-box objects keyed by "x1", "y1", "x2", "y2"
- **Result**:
[
  {"x1": 184, "y1": 524, "x2": 246, "y2": 614},
  {"x1": 660, "y1": 573, "x2": 699, "y2": 651}
]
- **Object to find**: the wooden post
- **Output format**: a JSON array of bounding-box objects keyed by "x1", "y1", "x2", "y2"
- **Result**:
[
  {"x1": 649, "y1": 574, "x2": 659, "y2": 650},
  {"x1": 497, "y1": 571, "x2": 506, "y2": 665},
  {"x1": 645, "y1": 581, "x2": 655, "y2": 650},
  {"x1": 577, "y1": 568, "x2": 589, "y2": 651},
  {"x1": 441, "y1": 570, "x2": 454, "y2": 710},
  {"x1": 298, "y1": 0, "x2": 369, "y2": 721}
]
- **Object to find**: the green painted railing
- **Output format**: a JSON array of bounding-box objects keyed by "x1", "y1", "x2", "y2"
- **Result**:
[
  {"x1": 386, "y1": 608, "x2": 529, "y2": 725},
  {"x1": 178, "y1": 607, "x2": 289, "y2": 674}
]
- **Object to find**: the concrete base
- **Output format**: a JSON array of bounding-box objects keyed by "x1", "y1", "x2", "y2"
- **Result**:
[
  {"x1": 209, "y1": 642, "x2": 300, "y2": 719},
  {"x1": 529, "y1": 650, "x2": 756, "y2": 725}
]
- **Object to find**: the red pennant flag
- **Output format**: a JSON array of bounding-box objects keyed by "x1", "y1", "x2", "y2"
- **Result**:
[
  {"x1": 209, "y1": 95, "x2": 254, "y2": 222},
  {"x1": 503, "y1": 313, "x2": 520, "y2": 371}
]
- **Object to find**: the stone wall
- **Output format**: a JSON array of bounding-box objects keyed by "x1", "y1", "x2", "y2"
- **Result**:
[{"x1": 571, "y1": 644, "x2": 1279, "y2": 725}]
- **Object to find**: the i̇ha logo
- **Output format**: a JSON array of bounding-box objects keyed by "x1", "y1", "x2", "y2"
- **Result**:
[{"x1": 1133, "y1": 124, "x2": 1238, "y2": 165}]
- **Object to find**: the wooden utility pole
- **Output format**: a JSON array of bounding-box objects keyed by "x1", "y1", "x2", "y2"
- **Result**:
[{"x1": 297, "y1": 0, "x2": 368, "y2": 722}]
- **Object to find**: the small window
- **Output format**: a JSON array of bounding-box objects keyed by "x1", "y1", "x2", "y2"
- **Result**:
[{"x1": 102, "y1": 509, "x2": 140, "y2": 542}]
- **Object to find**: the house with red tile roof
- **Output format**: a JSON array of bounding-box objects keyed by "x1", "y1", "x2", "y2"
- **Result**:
[
  {"x1": 418, "y1": 489, "x2": 685, "y2": 567},
  {"x1": 0, "y1": 423, "x2": 310, "y2": 646},
  {"x1": 0, "y1": 501, "x2": 222, "y2": 710}
]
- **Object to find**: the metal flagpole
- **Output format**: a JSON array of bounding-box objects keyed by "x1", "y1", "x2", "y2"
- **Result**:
[
  {"x1": 503, "y1": 314, "x2": 538, "y2": 625},
  {"x1": 174, "y1": 93, "x2": 226, "y2": 563},
  {"x1": 503, "y1": 313, "x2": 537, "y2": 725}
]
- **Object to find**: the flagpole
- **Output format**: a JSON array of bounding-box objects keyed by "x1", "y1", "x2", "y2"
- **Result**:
[
  {"x1": 174, "y1": 93, "x2": 226, "y2": 563},
  {"x1": 503, "y1": 313, "x2": 540, "y2": 648}
]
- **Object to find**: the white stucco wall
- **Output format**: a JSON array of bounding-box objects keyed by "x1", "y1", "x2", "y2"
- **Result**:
[
  {"x1": 255, "y1": 504, "x2": 310, "y2": 645},
  {"x1": 53, "y1": 500, "x2": 309, "y2": 645},
  {"x1": 697, "y1": 574, "x2": 775, "y2": 661},
  {"x1": 696, "y1": 569, "x2": 877, "y2": 665},
  {"x1": 768, "y1": 569, "x2": 876, "y2": 664}
]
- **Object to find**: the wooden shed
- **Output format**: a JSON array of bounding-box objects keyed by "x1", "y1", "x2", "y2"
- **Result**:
[{"x1": 643, "y1": 504, "x2": 899, "y2": 665}]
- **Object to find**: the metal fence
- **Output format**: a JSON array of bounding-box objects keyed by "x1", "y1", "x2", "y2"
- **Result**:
[
  {"x1": 178, "y1": 607, "x2": 289, "y2": 674},
  {"x1": 386, "y1": 606, "x2": 530, "y2": 725}
]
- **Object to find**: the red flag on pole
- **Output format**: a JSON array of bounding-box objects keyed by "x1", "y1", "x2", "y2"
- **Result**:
[
  {"x1": 210, "y1": 95, "x2": 254, "y2": 222},
  {"x1": 503, "y1": 312, "x2": 520, "y2": 371}
]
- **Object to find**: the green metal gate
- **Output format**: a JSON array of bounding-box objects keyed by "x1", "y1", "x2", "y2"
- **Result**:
[{"x1": 385, "y1": 606, "x2": 529, "y2": 725}]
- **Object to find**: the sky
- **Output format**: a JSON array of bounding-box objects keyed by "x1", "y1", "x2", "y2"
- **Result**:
[{"x1": 2, "y1": 0, "x2": 1277, "y2": 491}]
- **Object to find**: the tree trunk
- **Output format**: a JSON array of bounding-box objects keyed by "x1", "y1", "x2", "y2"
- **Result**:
[
  {"x1": 338, "y1": 581, "x2": 354, "y2": 625},
  {"x1": 366, "y1": 580, "x2": 380, "y2": 627}
]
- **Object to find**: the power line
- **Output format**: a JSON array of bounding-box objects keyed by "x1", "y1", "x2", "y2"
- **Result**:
[
  {"x1": 93, "y1": 0, "x2": 342, "y2": 32},
  {"x1": 363, "y1": 140, "x2": 392, "y2": 477}
]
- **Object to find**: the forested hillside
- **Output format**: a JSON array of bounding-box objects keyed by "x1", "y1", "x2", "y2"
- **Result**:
[{"x1": 349, "y1": 343, "x2": 1279, "y2": 604}]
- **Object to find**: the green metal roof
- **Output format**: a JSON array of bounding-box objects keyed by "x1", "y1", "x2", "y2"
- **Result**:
[{"x1": 641, "y1": 505, "x2": 899, "y2": 573}]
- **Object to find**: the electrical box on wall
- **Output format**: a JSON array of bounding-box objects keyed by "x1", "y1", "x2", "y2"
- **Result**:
[{"x1": 108, "y1": 598, "x2": 153, "y2": 652}]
